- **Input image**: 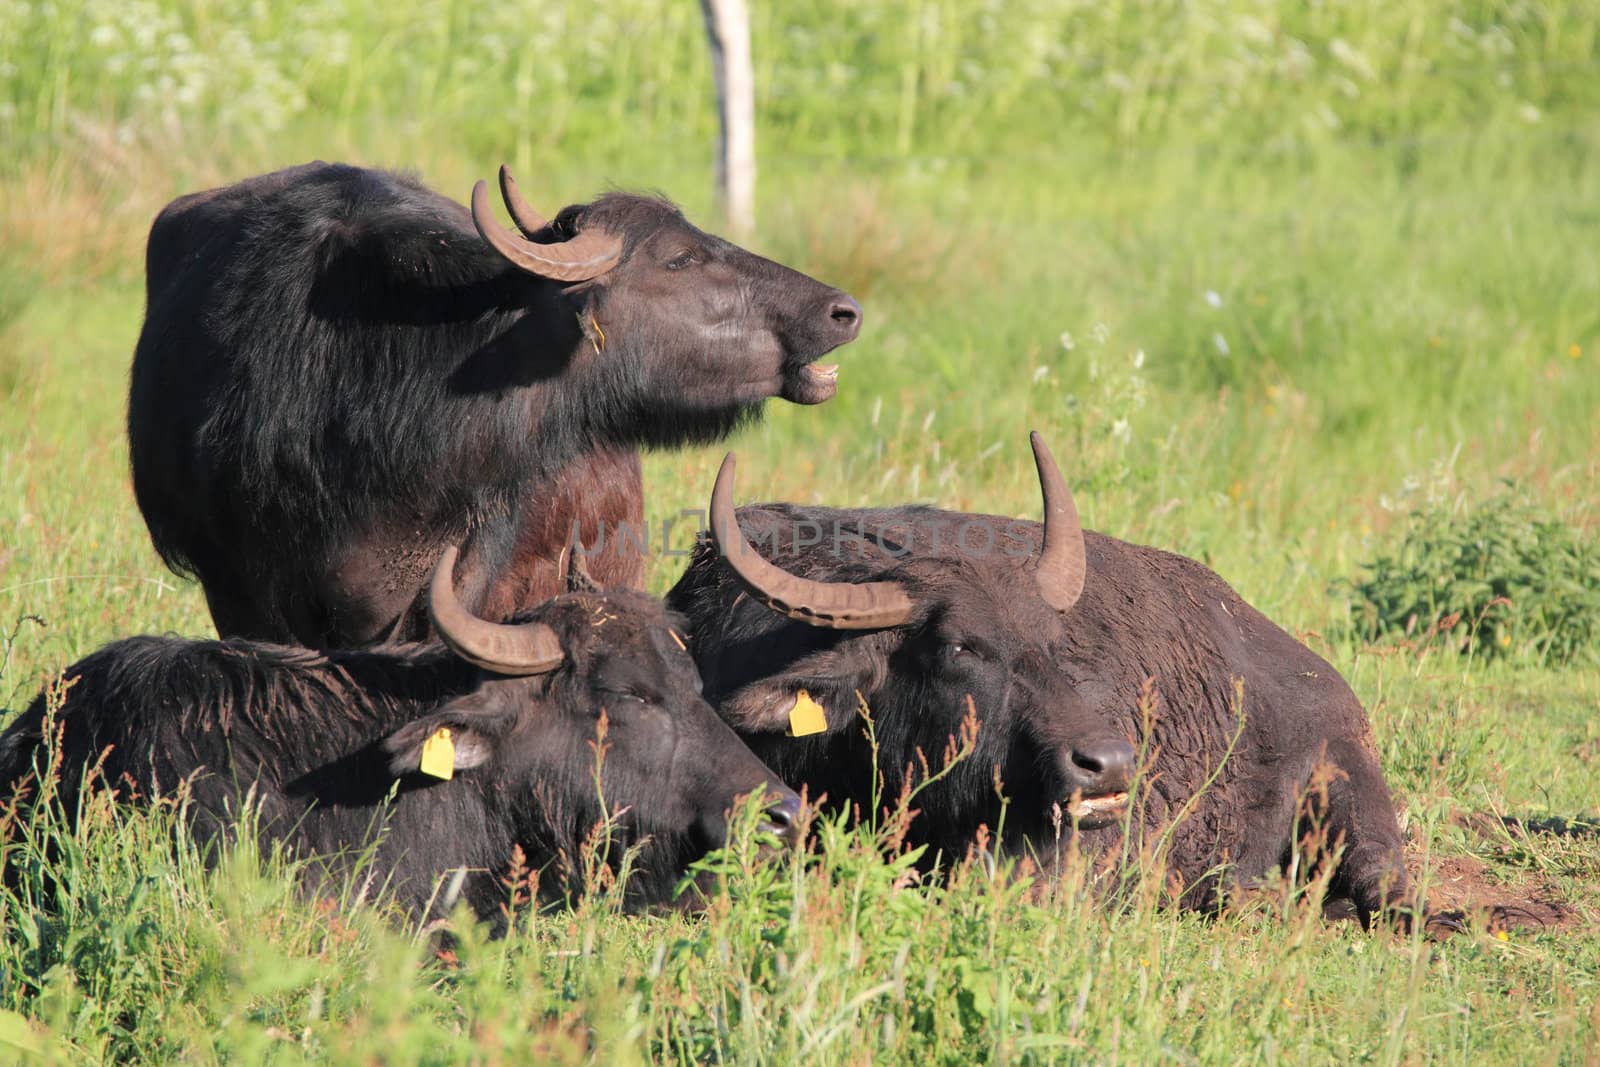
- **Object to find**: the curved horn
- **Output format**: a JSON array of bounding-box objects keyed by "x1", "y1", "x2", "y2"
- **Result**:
[
  {"x1": 710, "y1": 453, "x2": 916, "y2": 630},
  {"x1": 470, "y1": 176, "x2": 623, "y2": 283},
  {"x1": 428, "y1": 546, "x2": 565, "y2": 675},
  {"x1": 1029, "y1": 431, "x2": 1087, "y2": 613},
  {"x1": 498, "y1": 165, "x2": 551, "y2": 238}
]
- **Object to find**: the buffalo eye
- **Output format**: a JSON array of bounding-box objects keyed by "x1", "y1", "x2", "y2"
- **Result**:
[{"x1": 665, "y1": 250, "x2": 697, "y2": 271}]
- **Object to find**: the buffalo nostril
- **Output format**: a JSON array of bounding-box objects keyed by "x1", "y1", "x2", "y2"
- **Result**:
[
  {"x1": 827, "y1": 297, "x2": 862, "y2": 333},
  {"x1": 762, "y1": 791, "x2": 804, "y2": 845},
  {"x1": 1071, "y1": 750, "x2": 1105, "y2": 774}
]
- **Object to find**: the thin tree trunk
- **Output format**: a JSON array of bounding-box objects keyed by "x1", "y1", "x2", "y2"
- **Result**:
[{"x1": 699, "y1": 0, "x2": 755, "y2": 239}]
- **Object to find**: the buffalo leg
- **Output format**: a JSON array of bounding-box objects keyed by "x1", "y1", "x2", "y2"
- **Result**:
[{"x1": 1316, "y1": 740, "x2": 1414, "y2": 927}]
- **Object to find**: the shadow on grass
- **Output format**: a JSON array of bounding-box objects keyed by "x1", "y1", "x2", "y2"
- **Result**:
[{"x1": 1497, "y1": 814, "x2": 1600, "y2": 840}]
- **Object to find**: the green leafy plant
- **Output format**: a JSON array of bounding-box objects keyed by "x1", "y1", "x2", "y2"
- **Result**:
[{"x1": 1338, "y1": 486, "x2": 1600, "y2": 666}]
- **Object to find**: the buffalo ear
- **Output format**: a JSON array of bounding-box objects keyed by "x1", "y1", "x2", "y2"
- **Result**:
[
  {"x1": 719, "y1": 640, "x2": 891, "y2": 735},
  {"x1": 722, "y1": 681, "x2": 850, "y2": 735},
  {"x1": 383, "y1": 697, "x2": 518, "y2": 778}
]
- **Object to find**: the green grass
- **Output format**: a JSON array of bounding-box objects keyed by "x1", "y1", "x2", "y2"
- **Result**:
[{"x1": 3, "y1": 0, "x2": 1600, "y2": 1061}]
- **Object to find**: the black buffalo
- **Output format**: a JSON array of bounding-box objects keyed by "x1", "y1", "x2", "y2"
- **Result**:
[
  {"x1": 128, "y1": 161, "x2": 861, "y2": 647},
  {"x1": 0, "y1": 550, "x2": 800, "y2": 922},
  {"x1": 667, "y1": 434, "x2": 1418, "y2": 926}
]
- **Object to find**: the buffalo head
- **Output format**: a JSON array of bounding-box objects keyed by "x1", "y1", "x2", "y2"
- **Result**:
[
  {"x1": 382, "y1": 547, "x2": 802, "y2": 897},
  {"x1": 474, "y1": 167, "x2": 860, "y2": 418},
  {"x1": 682, "y1": 435, "x2": 1133, "y2": 852}
]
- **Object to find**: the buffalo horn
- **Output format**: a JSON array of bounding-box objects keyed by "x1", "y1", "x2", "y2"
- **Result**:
[
  {"x1": 470, "y1": 170, "x2": 623, "y2": 282},
  {"x1": 428, "y1": 546, "x2": 565, "y2": 675},
  {"x1": 498, "y1": 165, "x2": 551, "y2": 238},
  {"x1": 709, "y1": 453, "x2": 916, "y2": 630},
  {"x1": 1029, "y1": 431, "x2": 1087, "y2": 613}
]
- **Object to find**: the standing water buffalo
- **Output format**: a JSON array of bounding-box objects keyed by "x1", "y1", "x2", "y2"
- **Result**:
[
  {"x1": 0, "y1": 550, "x2": 800, "y2": 922},
  {"x1": 667, "y1": 435, "x2": 1419, "y2": 926},
  {"x1": 129, "y1": 162, "x2": 861, "y2": 647}
]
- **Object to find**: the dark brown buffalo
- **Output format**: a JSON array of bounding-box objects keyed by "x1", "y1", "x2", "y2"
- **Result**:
[
  {"x1": 0, "y1": 551, "x2": 800, "y2": 922},
  {"x1": 128, "y1": 161, "x2": 860, "y2": 647},
  {"x1": 666, "y1": 434, "x2": 1419, "y2": 926}
]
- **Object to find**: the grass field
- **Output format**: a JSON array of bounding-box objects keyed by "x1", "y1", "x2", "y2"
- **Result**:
[{"x1": 3, "y1": 0, "x2": 1599, "y2": 1061}]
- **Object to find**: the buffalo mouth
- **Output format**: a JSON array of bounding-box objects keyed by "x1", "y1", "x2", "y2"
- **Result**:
[
  {"x1": 1063, "y1": 790, "x2": 1129, "y2": 828},
  {"x1": 780, "y1": 361, "x2": 840, "y2": 405}
]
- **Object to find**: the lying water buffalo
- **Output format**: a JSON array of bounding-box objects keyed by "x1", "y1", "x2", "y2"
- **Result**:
[
  {"x1": 0, "y1": 550, "x2": 799, "y2": 922},
  {"x1": 129, "y1": 162, "x2": 861, "y2": 647},
  {"x1": 667, "y1": 434, "x2": 1418, "y2": 926}
]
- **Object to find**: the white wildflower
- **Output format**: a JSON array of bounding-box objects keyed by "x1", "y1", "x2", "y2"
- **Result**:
[
  {"x1": 1329, "y1": 38, "x2": 1376, "y2": 81},
  {"x1": 1236, "y1": 15, "x2": 1272, "y2": 46}
]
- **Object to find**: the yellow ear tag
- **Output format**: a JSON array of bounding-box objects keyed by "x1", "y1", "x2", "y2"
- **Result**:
[
  {"x1": 419, "y1": 727, "x2": 456, "y2": 780},
  {"x1": 787, "y1": 690, "x2": 828, "y2": 738}
]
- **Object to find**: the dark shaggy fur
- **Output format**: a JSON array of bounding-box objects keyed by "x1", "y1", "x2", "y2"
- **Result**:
[
  {"x1": 0, "y1": 589, "x2": 796, "y2": 923},
  {"x1": 668, "y1": 504, "x2": 1414, "y2": 925},
  {"x1": 129, "y1": 162, "x2": 860, "y2": 646}
]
